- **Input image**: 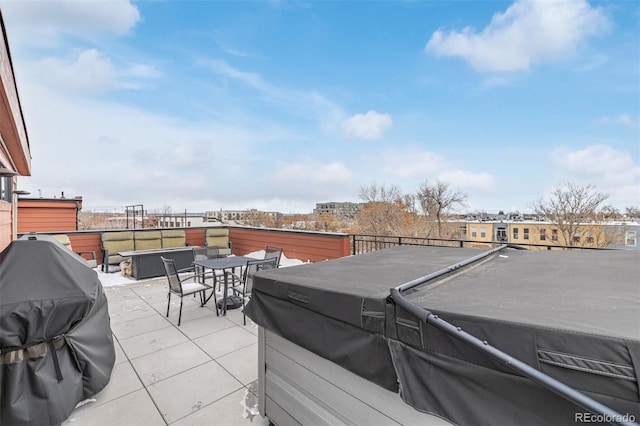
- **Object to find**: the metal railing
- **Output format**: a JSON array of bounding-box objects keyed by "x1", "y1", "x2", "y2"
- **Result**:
[
  {"x1": 351, "y1": 233, "x2": 616, "y2": 255},
  {"x1": 351, "y1": 234, "x2": 500, "y2": 255}
]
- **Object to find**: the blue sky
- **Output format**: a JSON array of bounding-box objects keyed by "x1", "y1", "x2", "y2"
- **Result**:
[{"x1": 2, "y1": 0, "x2": 638, "y2": 214}]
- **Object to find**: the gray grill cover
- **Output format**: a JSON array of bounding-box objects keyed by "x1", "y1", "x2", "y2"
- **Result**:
[{"x1": 0, "y1": 237, "x2": 115, "y2": 425}]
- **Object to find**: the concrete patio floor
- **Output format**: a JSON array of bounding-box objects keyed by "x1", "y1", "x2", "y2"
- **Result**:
[{"x1": 63, "y1": 277, "x2": 269, "y2": 426}]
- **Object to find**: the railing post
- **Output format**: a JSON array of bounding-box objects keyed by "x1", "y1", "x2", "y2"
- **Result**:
[{"x1": 352, "y1": 234, "x2": 356, "y2": 256}]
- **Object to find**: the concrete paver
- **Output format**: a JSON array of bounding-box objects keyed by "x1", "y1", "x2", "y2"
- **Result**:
[{"x1": 62, "y1": 278, "x2": 267, "y2": 426}]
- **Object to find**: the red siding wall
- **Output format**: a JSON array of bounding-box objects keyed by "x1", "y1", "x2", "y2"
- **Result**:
[
  {"x1": 229, "y1": 226, "x2": 351, "y2": 262},
  {"x1": 0, "y1": 202, "x2": 11, "y2": 251},
  {"x1": 67, "y1": 232, "x2": 102, "y2": 263},
  {"x1": 185, "y1": 228, "x2": 205, "y2": 247},
  {"x1": 17, "y1": 198, "x2": 81, "y2": 233}
]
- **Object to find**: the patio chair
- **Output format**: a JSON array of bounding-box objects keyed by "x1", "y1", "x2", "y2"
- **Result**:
[
  {"x1": 192, "y1": 246, "x2": 224, "y2": 288},
  {"x1": 226, "y1": 257, "x2": 278, "y2": 325},
  {"x1": 52, "y1": 234, "x2": 97, "y2": 268},
  {"x1": 161, "y1": 256, "x2": 216, "y2": 325},
  {"x1": 264, "y1": 245, "x2": 283, "y2": 267}
]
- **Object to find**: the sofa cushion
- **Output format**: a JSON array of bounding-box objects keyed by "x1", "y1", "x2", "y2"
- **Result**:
[
  {"x1": 134, "y1": 231, "x2": 162, "y2": 251},
  {"x1": 102, "y1": 231, "x2": 134, "y2": 257},
  {"x1": 161, "y1": 229, "x2": 186, "y2": 248},
  {"x1": 205, "y1": 228, "x2": 230, "y2": 255}
]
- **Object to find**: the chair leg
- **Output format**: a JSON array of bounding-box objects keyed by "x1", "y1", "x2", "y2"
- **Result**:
[
  {"x1": 166, "y1": 292, "x2": 171, "y2": 318},
  {"x1": 212, "y1": 289, "x2": 219, "y2": 316},
  {"x1": 243, "y1": 289, "x2": 247, "y2": 326},
  {"x1": 178, "y1": 297, "x2": 183, "y2": 326}
]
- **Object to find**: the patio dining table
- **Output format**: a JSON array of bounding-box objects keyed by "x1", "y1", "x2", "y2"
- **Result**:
[{"x1": 193, "y1": 256, "x2": 254, "y2": 316}]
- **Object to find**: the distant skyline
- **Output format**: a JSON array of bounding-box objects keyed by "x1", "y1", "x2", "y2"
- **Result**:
[{"x1": 2, "y1": 0, "x2": 638, "y2": 214}]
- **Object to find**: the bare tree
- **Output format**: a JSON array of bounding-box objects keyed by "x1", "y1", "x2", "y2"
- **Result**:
[
  {"x1": 531, "y1": 182, "x2": 609, "y2": 246},
  {"x1": 402, "y1": 193, "x2": 417, "y2": 214},
  {"x1": 355, "y1": 182, "x2": 406, "y2": 235},
  {"x1": 358, "y1": 182, "x2": 402, "y2": 203},
  {"x1": 599, "y1": 205, "x2": 622, "y2": 220},
  {"x1": 624, "y1": 206, "x2": 640, "y2": 220},
  {"x1": 78, "y1": 211, "x2": 104, "y2": 230},
  {"x1": 416, "y1": 180, "x2": 467, "y2": 237}
]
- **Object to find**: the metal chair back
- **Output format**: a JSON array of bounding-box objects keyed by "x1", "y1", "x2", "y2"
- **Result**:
[
  {"x1": 193, "y1": 246, "x2": 220, "y2": 261},
  {"x1": 161, "y1": 257, "x2": 183, "y2": 294},
  {"x1": 244, "y1": 257, "x2": 278, "y2": 294},
  {"x1": 264, "y1": 246, "x2": 283, "y2": 267}
]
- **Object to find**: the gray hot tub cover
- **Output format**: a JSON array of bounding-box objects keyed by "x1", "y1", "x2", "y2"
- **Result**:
[{"x1": 0, "y1": 237, "x2": 115, "y2": 425}]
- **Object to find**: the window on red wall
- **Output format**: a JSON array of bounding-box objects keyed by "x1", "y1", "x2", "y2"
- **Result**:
[{"x1": 0, "y1": 176, "x2": 12, "y2": 202}]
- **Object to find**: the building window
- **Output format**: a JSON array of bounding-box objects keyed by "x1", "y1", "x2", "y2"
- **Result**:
[
  {"x1": 573, "y1": 231, "x2": 581, "y2": 244},
  {"x1": 539, "y1": 229, "x2": 546, "y2": 241},
  {"x1": 480, "y1": 227, "x2": 486, "y2": 238},
  {"x1": 0, "y1": 176, "x2": 12, "y2": 202},
  {"x1": 551, "y1": 229, "x2": 558, "y2": 241},
  {"x1": 513, "y1": 228, "x2": 519, "y2": 239},
  {"x1": 625, "y1": 231, "x2": 637, "y2": 246},
  {"x1": 585, "y1": 231, "x2": 594, "y2": 244},
  {"x1": 523, "y1": 228, "x2": 529, "y2": 240},
  {"x1": 471, "y1": 227, "x2": 477, "y2": 238}
]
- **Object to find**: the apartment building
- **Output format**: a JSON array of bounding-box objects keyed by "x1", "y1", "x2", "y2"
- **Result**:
[
  {"x1": 464, "y1": 220, "x2": 639, "y2": 250},
  {"x1": 315, "y1": 202, "x2": 363, "y2": 218},
  {"x1": 205, "y1": 209, "x2": 281, "y2": 223},
  {"x1": 152, "y1": 213, "x2": 210, "y2": 228}
]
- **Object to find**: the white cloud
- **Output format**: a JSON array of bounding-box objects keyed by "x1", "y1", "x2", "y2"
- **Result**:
[
  {"x1": 16, "y1": 81, "x2": 265, "y2": 210},
  {"x1": 34, "y1": 49, "x2": 118, "y2": 94},
  {"x1": 1, "y1": 0, "x2": 140, "y2": 47},
  {"x1": 24, "y1": 49, "x2": 161, "y2": 95},
  {"x1": 343, "y1": 111, "x2": 392, "y2": 139},
  {"x1": 275, "y1": 161, "x2": 352, "y2": 185},
  {"x1": 17, "y1": 71, "x2": 355, "y2": 212},
  {"x1": 595, "y1": 114, "x2": 639, "y2": 129},
  {"x1": 425, "y1": 0, "x2": 610, "y2": 72},
  {"x1": 127, "y1": 64, "x2": 162, "y2": 79},
  {"x1": 552, "y1": 145, "x2": 640, "y2": 206},
  {"x1": 272, "y1": 161, "x2": 354, "y2": 202},
  {"x1": 201, "y1": 59, "x2": 347, "y2": 136},
  {"x1": 381, "y1": 147, "x2": 496, "y2": 192},
  {"x1": 202, "y1": 59, "x2": 271, "y2": 92},
  {"x1": 552, "y1": 144, "x2": 639, "y2": 181},
  {"x1": 383, "y1": 148, "x2": 444, "y2": 178}
]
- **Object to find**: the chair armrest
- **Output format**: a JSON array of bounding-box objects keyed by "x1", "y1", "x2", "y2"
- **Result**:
[
  {"x1": 76, "y1": 250, "x2": 96, "y2": 260},
  {"x1": 176, "y1": 266, "x2": 196, "y2": 274},
  {"x1": 177, "y1": 265, "x2": 208, "y2": 281},
  {"x1": 223, "y1": 270, "x2": 243, "y2": 286}
]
